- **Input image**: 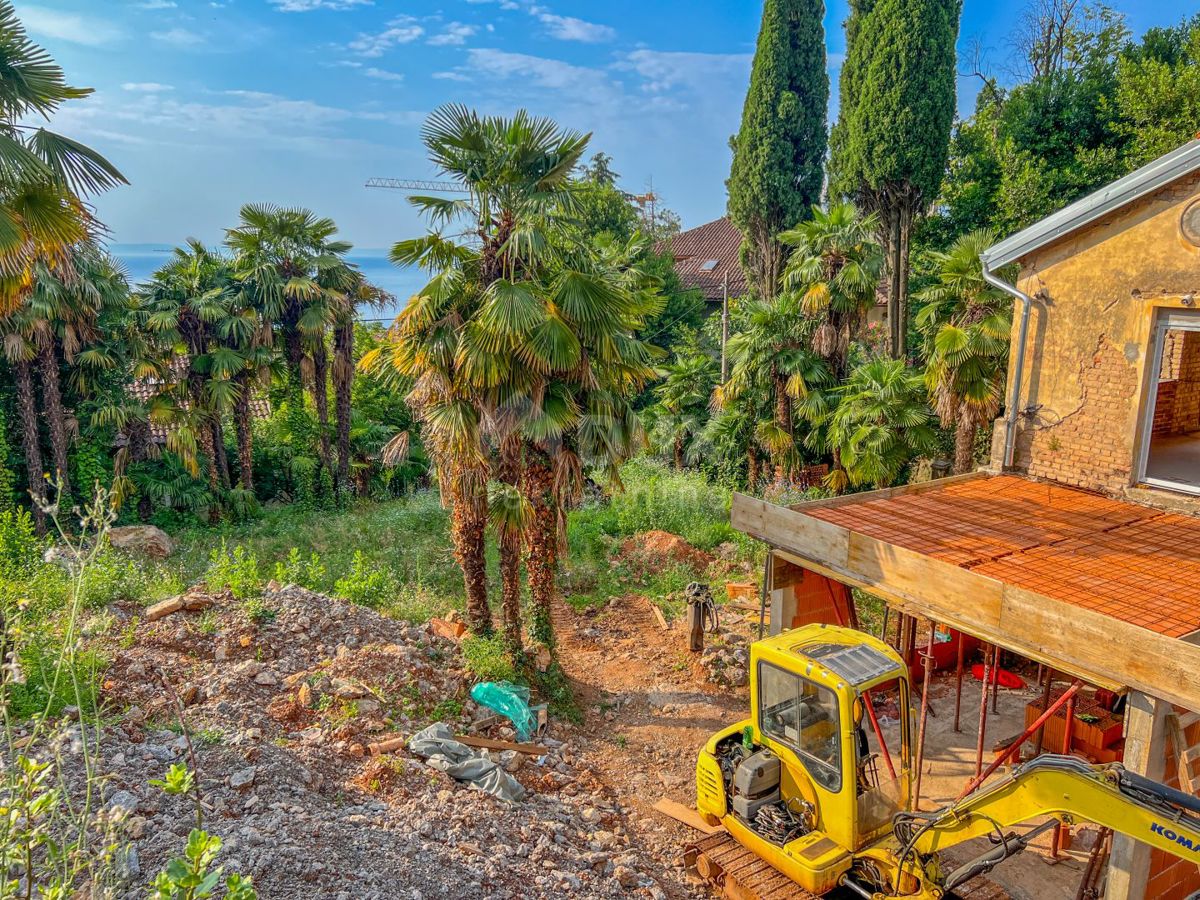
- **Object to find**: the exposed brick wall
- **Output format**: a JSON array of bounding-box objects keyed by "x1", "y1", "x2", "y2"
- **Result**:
[
  {"x1": 1172, "y1": 331, "x2": 1200, "y2": 434},
  {"x1": 1015, "y1": 337, "x2": 1138, "y2": 491},
  {"x1": 1145, "y1": 709, "x2": 1200, "y2": 900}
]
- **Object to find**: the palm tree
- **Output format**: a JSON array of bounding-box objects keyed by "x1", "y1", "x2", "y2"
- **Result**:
[
  {"x1": 722, "y1": 293, "x2": 827, "y2": 481},
  {"x1": 225, "y1": 205, "x2": 355, "y2": 488},
  {"x1": 916, "y1": 230, "x2": 1013, "y2": 474},
  {"x1": 332, "y1": 275, "x2": 391, "y2": 496},
  {"x1": 828, "y1": 358, "x2": 936, "y2": 488},
  {"x1": 0, "y1": 3, "x2": 125, "y2": 528},
  {"x1": 780, "y1": 203, "x2": 883, "y2": 490},
  {"x1": 370, "y1": 105, "x2": 591, "y2": 638},
  {"x1": 650, "y1": 334, "x2": 717, "y2": 469},
  {"x1": 140, "y1": 242, "x2": 248, "y2": 500}
]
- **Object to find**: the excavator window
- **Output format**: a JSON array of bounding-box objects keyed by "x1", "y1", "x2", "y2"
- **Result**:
[{"x1": 758, "y1": 662, "x2": 842, "y2": 792}]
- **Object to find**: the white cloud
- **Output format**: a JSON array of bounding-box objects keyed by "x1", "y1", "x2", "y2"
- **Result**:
[
  {"x1": 427, "y1": 22, "x2": 476, "y2": 47},
  {"x1": 432, "y1": 70, "x2": 471, "y2": 82},
  {"x1": 15, "y1": 5, "x2": 123, "y2": 46},
  {"x1": 349, "y1": 16, "x2": 423, "y2": 57},
  {"x1": 536, "y1": 12, "x2": 614, "y2": 43},
  {"x1": 620, "y1": 49, "x2": 751, "y2": 93},
  {"x1": 364, "y1": 67, "x2": 404, "y2": 81},
  {"x1": 269, "y1": 0, "x2": 371, "y2": 10},
  {"x1": 122, "y1": 82, "x2": 174, "y2": 93},
  {"x1": 465, "y1": 48, "x2": 600, "y2": 93},
  {"x1": 151, "y1": 27, "x2": 204, "y2": 46},
  {"x1": 136, "y1": 0, "x2": 176, "y2": 8}
]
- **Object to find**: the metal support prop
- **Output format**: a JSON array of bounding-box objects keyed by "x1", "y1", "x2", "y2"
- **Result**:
[
  {"x1": 991, "y1": 647, "x2": 1001, "y2": 714},
  {"x1": 863, "y1": 690, "x2": 897, "y2": 781},
  {"x1": 1032, "y1": 668, "x2": 1055, "y2": 757},
  {"x1": 975, "y1": 645, "x2": 993, "y2": 779},
  {"x1": 957, "y1": 679, "x2": 1083, "y2": 801},
  {"x1": 913, "y1": 623, "x2": 937, "y2": 809},
  {"x1": 1052, "y1": 691, "x2": 1078, "y2": 858},
  {"x1": 954, "y1": 634, "x2": 965, "y2": 733},
  {"x1": 757, "y1": 550, "x2": 772, "y2": 641}
]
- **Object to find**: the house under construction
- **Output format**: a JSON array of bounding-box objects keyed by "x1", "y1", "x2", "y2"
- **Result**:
[{"x1": 734, "y1": 139, "x2": 1200, "y2": 900}]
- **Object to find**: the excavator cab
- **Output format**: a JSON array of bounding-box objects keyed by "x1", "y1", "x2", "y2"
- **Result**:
[{"x1": 696, "y1": 624, "x2": 914, "y2": 894}]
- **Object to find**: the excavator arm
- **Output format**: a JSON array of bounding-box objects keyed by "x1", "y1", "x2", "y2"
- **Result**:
[{"x1": 892, "y1": 755, "x2": 1200, "y2": 895}]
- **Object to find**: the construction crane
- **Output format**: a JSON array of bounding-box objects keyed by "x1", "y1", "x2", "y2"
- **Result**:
[
  {"x1": 689, "y1": 623, "x2": 1200, "y2": 899},
  {"x1": 365, "y1": 177, "x2": 469, "y2": 193}
]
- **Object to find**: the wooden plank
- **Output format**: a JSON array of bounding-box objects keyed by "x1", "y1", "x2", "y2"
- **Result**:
[
  {"x1": 1001, "y1": 586, "x2": 1200, "y2": 713},
  {"x1": 453, "y1": 734, "x2": 547, "y2": 755},
  {"x1": 846, "y1": 533, "x2": 1005, "y2": 629},
  {"x1": 771, "y1": 549, "x2": 1125, "y2": 693},
  {"x1": 783, "y1": 471, "x2": 987, "y2": 513},
  {"x1": 653, "y1": 798, "x2": 724, "y2": 834},
  {"x1": 650, "y1": 604, "x2": 670, "y2": 631},
  {"x1": 732, "y1": 494, "x2": 850, "y2": 570}
]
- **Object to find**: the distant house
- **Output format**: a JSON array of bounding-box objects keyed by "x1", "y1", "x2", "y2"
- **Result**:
[
  {"x1": 661, "y1": 216, "x2": 887, "y2": 328},
  {"x1": 660, "y1": 217, "x2": 745, "y2": 303}
]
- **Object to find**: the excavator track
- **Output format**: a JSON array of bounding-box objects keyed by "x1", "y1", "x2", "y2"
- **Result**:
[{"x1": 685, "y1": 832, "x2": 821, "y2": 900}]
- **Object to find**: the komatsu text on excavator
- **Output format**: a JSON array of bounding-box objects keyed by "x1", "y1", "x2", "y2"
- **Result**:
[{"x1": 691, "y1": 624, "x2": 1200, "y2": 899}]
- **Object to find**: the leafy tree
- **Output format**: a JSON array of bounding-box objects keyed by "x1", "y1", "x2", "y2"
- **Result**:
[
  {"x1": 1113, "y1": 16, "x2": 1200, "y2": 166},
  {"x1": 916, "y1": 230, "x2": 1012, "y2": 474},
  {"x1": 780, "y1": 202, "x2": 883, "y2": 486},
  {"x1": 829, "y1": 0, "x2": 960, "y2": 357},
  {"x1": 721, "y1": 293, "x2": 828, "y2": 481},
  {"x1": 0, "y1": 2, "x2": 124, "y2": 530},
  {"x1": 726, "y1": 0, "x2": 828, "y2": 299},
  {"x1": 827, "y1": 358, "x2": 935, "y2": 488},
  {"x1": 648, "y1": 330, "x2": 717, "y2": 468}
]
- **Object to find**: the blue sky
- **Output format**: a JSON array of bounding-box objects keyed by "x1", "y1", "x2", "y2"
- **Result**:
[{"x1": 16, "y1": 0, "x2": 1197, "y2": 249}]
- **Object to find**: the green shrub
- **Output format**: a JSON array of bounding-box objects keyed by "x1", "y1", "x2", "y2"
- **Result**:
[
  {"x1": 6, "y1": 633, "x2": 106, "y2": 719},
  {"x1": 273, "y1": 547, "x2": 327, "y2": 591},
  {"x1": 243, "y1": 596, "x2": 276, "y2": 625},
  {"x1": 80, "y1": 548, "x2": 179, "y2": 609},
  {"x1": 332, "y1": 550, "x2": 398, "y2": 608},
  {"x1": 460, "y1": 633, "x2": 517, "y2": 683},
  {"x1": 0, "y1": 508, "x2": 44, "y2": 578},
  {"x1": 205, "y1": 539, "x2": 261, "y2": 600}
]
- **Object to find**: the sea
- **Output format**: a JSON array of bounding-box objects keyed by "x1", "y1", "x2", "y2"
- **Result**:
[{"x1": 111, "y1": 244, "x2": 422, "y2": 322}]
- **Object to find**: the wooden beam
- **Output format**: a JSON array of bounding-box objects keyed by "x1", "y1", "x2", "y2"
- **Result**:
[
  {"x1": 778, "y1": 471, "x2": 986, "y2": 513},
  {"x1": 453, "y1": 734, "x2": 547, "y2": 755},
  {"x1": 1107, "y1": 692, "x2": 1169, "y2": 900},
  {"x1": 652, "y1": 798, "x2": 724, "y2": 834}
]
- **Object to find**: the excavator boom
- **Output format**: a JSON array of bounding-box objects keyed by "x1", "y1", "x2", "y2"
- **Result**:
[{"x1": 893, "y1": 755, "x2": 1200, "y2": 894}]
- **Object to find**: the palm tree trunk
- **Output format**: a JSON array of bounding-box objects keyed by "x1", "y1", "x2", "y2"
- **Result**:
[
  {"x1": 772, "y1": 369, "x2": 792, "y2": 480},
  {"x1": 13, "y1": 358, "x2": 46, "y2": 534},
  {"x1": 954, "y1": 411, "x2": 976, "y2": 475},
  {"x1": 233, "y1": 379, "x2": 254, "y2": 491},
  {"x1": 451, "y1": 472, "x2": 492, "y2": 635},
  {"x1": 37, "y1": 342, "x2": 72, "y2": 506},
  {"x1": 524, "y1": 446, "x2": 556, "y2": 650},
  {"x1": 128, "y1": 418, "x2": 153, "y2": 521},
  {"x1": 211, "y1": 418, "x2": 231, "y2": 490},
  {"x1": 673, "y1": 434, "x2": 684, "y2": 470},
  {"x1": 333, "y1": 321, "x2": 354, "y2": 494},
  {"x1": 747, "y1": 445, "x2": 759, "y2": 494},
  {"x1": 498, "y1": 438, "x2": 523, "y2": 656},
  {"x1": 311, "y1": 337, "x2": 334, "y2": 481}
]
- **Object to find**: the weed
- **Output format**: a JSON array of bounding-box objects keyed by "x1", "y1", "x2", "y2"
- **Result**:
[
  {"x1": 614, "y1": 734, "x2": 627, "y2": 749},
  {"x1": 205, "y1": 539, "x2": 262, "y2": 600},
  {"x1": 430, "y1": 698, "x2": 463, "y2": 721},
  {"x1": 333, "y1": 550, "x2": 399, "y2": 608},
  {"x1": 243, "y1": 597, "x2": 275, "y2": 626},
  {"x1": 534, "y1": 663, "x2": 581, "y2": 724},
  {"x1": 273, "y1": 547, "x2": 327, "y2": 591},
  {"x1": 195, "y1": 610, "x2": 219, "y2": 635},
  {"x1": 460, "y1": 633, "x2": 517, "y2": 683}
]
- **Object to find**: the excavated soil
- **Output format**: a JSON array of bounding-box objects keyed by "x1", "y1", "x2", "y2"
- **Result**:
[{"x1": 618, "y1": 531, "x2": 714, "y2": 576}]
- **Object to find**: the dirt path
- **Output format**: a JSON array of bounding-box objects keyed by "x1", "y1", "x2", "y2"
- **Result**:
[{"x1": 551, "y1": 595, "x2": 747, "y2": 896}]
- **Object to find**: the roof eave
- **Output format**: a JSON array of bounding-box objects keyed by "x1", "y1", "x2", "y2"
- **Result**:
[{"x1": 981, "y1": 138, "x2": 1200, "y2": 271}]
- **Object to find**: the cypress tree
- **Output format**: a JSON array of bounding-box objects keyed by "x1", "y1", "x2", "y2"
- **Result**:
[
  {"x1": 727, "y1": 0, "x2": 828, "y2": 300},
  {"x1": 829, "y1": 0, "x2": 961, "y2": 357}
]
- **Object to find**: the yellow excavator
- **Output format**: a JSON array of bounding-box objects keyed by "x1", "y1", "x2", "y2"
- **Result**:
[{"x1": 692, "y1": 624, "x2": 1200, "y2": 899}]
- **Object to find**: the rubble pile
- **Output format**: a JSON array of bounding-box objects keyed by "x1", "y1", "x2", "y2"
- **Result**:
[{"x1": 35, "y1": 584, "x2": 676, "y2": 898}]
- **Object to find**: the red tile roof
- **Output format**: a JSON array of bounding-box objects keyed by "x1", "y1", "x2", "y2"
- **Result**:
[
  {"x1": 659, "y1": 217, "x2": 746, "y2": 301},
  {"x1": 806, "y1": 475, "x2": 1200, "y2": 639}
]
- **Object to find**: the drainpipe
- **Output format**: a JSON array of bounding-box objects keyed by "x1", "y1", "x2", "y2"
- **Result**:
[{"x1": 982, "y1": 259, "x2": 1036, "y2": 469}]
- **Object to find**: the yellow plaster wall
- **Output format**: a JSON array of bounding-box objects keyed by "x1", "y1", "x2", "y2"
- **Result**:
[{"x1": 995, "y1": 172, "x2": 1200, "y2": 495}]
